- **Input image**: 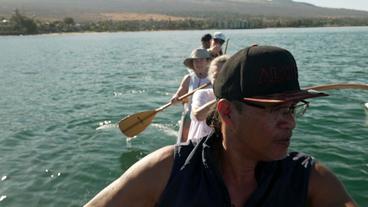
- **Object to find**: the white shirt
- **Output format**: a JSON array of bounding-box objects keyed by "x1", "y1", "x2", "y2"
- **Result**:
[
  {"x1": 186, "y1": 72, "x2": 211, "y2": 113},
  {"x1": 188, "y1": 88, "x2": 215, "y2": 141}
]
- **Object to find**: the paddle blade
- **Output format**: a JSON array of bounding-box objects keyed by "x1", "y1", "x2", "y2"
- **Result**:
[{"x1": 118, "y1": 110, "x2": 158, "y2": 137}]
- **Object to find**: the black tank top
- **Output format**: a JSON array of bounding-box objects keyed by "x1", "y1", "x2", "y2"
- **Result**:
[{"x1": 156, "y1": 133, "x2": 314, "y2": 207}]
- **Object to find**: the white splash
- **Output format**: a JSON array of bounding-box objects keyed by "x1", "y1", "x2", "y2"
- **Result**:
[
  {"x1": 96, "y1": 120, "x2": 117, "y2": 130},
  {"x1": 126, "y1": 136, "x2": 136, "y2": 142},
  {"x1": 130, "y1": 89, "x2": 145, "y2": 94},
  {"x1": 152, "y1": 123, "x2": 177, "y2": 137},
  {"x1": 126, "y1": 137, "x2": 135, "y2": 148},
  {"x1": 113, "y1": 92, "x2": 123, "y2": 97},
  {"x1": 0, "y1": 195, "x2": 6, "y2": 202},
  {"x1": 1, "y1": 176, "x2": 6, "y2": 181},
  {"x1": 45, "y1": 169, "x2": 61, "y2": 178}
]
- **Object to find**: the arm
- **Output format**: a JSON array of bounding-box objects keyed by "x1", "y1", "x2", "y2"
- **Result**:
[
  {"x1": 170, "y1": 75, "x2": 190, "y2": 104},
  {"x1": 308, "y1": 161, "x2": 357, "y2": 207},
  {"x1": 84, "y1": 145, "x2": 175, "y2": 207},
  {"x1": 192, "y1": 99, "x2": 216, "y2": 121},
  {"x1": 207, "y1": 45, "x2": 222, "y2": 57}
]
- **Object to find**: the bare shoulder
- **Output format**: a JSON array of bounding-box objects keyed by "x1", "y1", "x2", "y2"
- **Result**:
[
  {"x1": 84, "y1": 145, "x2": 175, "y2": 207},
  {"x1": 182, "y1": 74, "x2": 191, "y2": 81},
  {"x1": 181, "y1": 74, "x2": 191, "y2": 86},
  {"x1": 176, "y1": 74, "x2": 190, "y2": 93},
  {"x1": 308, "y1": 161, "x2": 357, "y2": 207}
]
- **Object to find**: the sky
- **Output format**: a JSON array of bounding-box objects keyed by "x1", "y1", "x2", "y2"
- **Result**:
[{"x1": 294, "y1": 0, "x2": 368, "y2": 12}]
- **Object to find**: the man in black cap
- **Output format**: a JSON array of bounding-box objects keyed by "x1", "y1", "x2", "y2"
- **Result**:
[
  {"x1": 201, "y1": 33, "x2": 212, "y2": 49},
  {"x1": 85, "y1": 45, "x2": 357, "y2": 207}
]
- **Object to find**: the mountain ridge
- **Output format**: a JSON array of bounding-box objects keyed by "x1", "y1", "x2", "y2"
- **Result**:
[{"x1": 1, "y1": 0, "x2": 368, "y2": 21}]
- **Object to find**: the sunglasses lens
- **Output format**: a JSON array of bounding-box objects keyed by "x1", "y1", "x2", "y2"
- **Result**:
[{"x1": 294, "y1": 103, "x2": 308, "y2": 116}]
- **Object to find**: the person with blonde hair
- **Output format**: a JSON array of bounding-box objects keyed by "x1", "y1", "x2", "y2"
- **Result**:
[{"x1": 187, "y1": 55, "x2": 230, "y2": 141}]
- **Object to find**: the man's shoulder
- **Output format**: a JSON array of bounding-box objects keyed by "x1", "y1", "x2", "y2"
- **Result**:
[
  {"x1": 282, "y1": 151, "x2": 315, "y2": 168},
  {"x1": 84, "y1": 145, "x2": 176, "y2": 207},
  {"x1": 307, "y1": 161, "x2": 357, "y2": 206},
  {"x1": 261, "y1": 152, "x2": 315, "y2": 177},
  {"x1": 123, "y1": 145, "x2": 176, "y2": 197},
  {"x1": 140, "y1": 145, "x2": 176, "y2": 169},
  {"x1": 119, "y1": 145, "x2": 176, "y2": 188}
]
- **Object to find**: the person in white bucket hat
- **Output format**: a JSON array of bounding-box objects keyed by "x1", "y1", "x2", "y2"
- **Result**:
[
  {"x1": 170, "y1": 48, "x2": 212, "y2": 142},
  {"x1": 208, "y1": 31, "x2": 226, "y2": 58}
]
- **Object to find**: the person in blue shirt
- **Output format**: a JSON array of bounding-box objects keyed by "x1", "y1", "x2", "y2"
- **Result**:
[{"x1": 208, "y1": 31, "x2": 226, "y2": 58}]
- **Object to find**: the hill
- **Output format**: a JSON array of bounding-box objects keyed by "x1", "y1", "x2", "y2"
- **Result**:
[
  {"x1": 2, "y1": 0, "x2": 368, "y2": 35},
  {"x1": 1, "y1": 0, "x2": 368, "y2": 22}
]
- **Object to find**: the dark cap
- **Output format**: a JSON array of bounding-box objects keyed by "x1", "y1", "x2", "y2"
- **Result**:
[
  {"x1": 201, "y1": 33, "x2": 212, "y2": 42},
  {"x1": 213, "y1": 45, "x2": 328, "y2": 104}
]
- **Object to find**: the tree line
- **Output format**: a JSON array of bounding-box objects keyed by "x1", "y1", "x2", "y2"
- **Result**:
[{"x1": 1, "y1": 10, "x2": 368, "y2": 35}]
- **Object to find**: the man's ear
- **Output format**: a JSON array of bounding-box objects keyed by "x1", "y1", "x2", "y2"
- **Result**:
[{"x1": 217, "y1": 99, "x2": 233, "y2": 126}]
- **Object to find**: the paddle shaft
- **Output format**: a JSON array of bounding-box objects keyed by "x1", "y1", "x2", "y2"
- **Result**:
[
  {"x1": 118, "y1": 82, "x2": 211, "y2": 137},
  {"x1": 305, "y1": 83, "x2": 368, "y2": 91},
  {"x1": 224, "y1": 39, "x2": 230, "y2": 54},
  {"x1": 155, "y1": 82, "x2": 211, "y2": 112},
  {"x1": 119, "y1": 82, "x2": 367, "y2": 137},
  {"x1": 195, "y1": 82, "x2": 368, "y2": 113}
]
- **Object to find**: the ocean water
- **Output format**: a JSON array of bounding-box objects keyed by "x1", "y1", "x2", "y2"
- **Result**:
[{"x1": 0, "y1": 27, "x2": 367, "y2": 206}]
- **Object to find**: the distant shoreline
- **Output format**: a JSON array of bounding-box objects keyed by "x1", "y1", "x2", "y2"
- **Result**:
[
  {"x1": 2, "y1": 11, "x2": 368, "y2": 36},
  {"x1": 2, "y1": 25, "x2": 368, "y2": 37},
  {"x1": 3, "y1": 25, "x2": 368, "y2": 37}
]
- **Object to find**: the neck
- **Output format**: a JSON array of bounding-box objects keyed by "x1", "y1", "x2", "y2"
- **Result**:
[
  {"x1": 219, "y1": 132, "x2": 258, "y2": 206},
  {"x1": 196, "y1": 72, "x2": 207, "y2": 79},
  {"x1": 220, "y1": 128, "x2": 258, "y2": 174},
  {"x1": 220, "y1": 141, "x2": 257, "y2": 182}
]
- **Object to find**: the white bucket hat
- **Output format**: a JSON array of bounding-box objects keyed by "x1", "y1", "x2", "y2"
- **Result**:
[
  {"x1": 213, "y1": 32, "x2": 225, "y2": 41},
  {"x1": 183, "y1": 48, "x2": 211, "y2": 70}
]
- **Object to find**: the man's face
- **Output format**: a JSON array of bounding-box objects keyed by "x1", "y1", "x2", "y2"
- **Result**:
[
  {"x1": 202, "y1": 40, "x2": 211, "y2": 49},
  {"x1": 229, "y1": 101, "x2": 297, "y2": 161}
]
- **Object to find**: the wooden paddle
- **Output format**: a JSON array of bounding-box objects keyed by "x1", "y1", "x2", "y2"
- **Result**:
[
  {"x1": 118, "y1": 82, "x2": 211, "y2": 137},
  {"x1": 305, "y1": 83, "x2": 368, "y2": 91},
  {"x1": 224, "y1": 38, "x2": 230, "y2": 54},
  {"x1": 119, "y1": 82, "x2": 367, "y2": 137}
]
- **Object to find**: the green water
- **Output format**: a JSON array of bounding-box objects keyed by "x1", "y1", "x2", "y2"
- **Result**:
[{"x1": 0, "y1": 27, "x2": 367, "y2": 206}]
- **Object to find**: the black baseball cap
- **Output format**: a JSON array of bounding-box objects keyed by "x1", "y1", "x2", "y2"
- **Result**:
[
  {"x1": 213, "y1": 45, "x2": 328, "y2": 104},
  {"x1": 201, "y1": 33, "x2": 212, "y2": 42}
]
